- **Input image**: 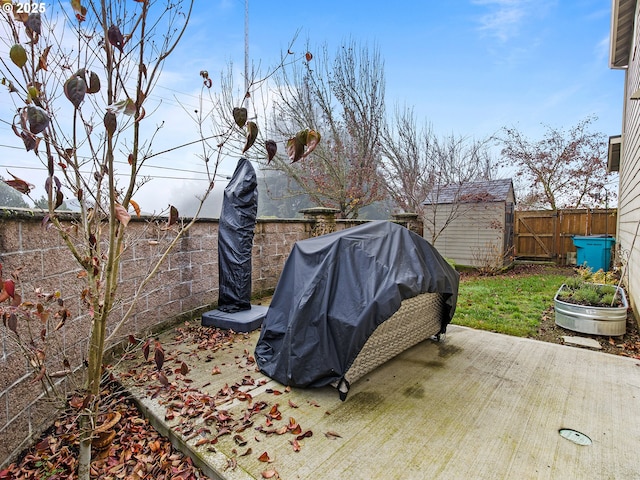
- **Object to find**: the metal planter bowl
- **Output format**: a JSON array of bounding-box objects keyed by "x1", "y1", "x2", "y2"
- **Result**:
[{"x1": 554, "y1": 284, "x2": 628, "y2": 336}]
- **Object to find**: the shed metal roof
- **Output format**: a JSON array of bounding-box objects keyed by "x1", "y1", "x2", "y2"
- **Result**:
[{"x1": 422, "y1": 178, "x2": 514, "y2": 205}]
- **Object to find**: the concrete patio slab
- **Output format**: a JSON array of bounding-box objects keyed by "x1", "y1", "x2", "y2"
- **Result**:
[{"x1": 115, "y1": 325, "x2": 640, "y2": 480}]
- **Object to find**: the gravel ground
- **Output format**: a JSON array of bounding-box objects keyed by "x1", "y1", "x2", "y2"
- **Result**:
[{"x1": 533, "y1": 304, "x2": 640, "y2": 358}]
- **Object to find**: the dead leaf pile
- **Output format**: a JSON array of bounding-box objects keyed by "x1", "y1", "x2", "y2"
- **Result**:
[
  {"x1": 4, "y1": 323, "x2": 345, "y2": 479},
  {"x1": 114, "y1": 324, "x2": 344, "y2": 477},
  {"x1": 0, "y1": 383, "x2": 205, "y2": 480}
]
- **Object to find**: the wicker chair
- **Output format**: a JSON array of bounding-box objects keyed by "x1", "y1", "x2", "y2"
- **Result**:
[{"x1": 333, "y1": 292, "x2": 444, "y2": 398}]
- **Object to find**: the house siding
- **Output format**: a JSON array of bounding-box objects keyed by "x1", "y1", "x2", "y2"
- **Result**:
[{"x1": 617, "y1": 2, "x2": 640, "y2": 319}]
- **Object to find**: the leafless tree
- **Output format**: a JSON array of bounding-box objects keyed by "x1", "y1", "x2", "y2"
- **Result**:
[
  {"x1": 264, "y1": 41, "x2": 387, "y2": 219},
  {"x1": 381, "y1": 106, "x2": 495, "y2": 241},
  {"x1": 499, "y1": 116, "x2": 614, "y2": 210}
]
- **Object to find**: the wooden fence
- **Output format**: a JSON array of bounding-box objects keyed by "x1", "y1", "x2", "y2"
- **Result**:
[{"x1": 514, "y1": 208, "x2": 617, "y2": 265}]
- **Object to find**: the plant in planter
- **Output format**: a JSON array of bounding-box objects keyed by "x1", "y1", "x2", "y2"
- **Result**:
[
  {"x1": 554, "y1": 276, "x2": 628, "y2": 336},
  {"x1": 556, "y1": 278, "x2": 625, "y2": 307}
]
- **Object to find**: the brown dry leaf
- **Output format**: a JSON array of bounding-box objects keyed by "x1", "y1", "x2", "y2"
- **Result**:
[
  {"x1": 288, "y1": 399, "x2": 298, "y2": 408},
  {"x1": 261, "y1": 469, "x2": 279, "y2": 478},
  {"x1": 114, "y1": 202, "x2": 131, "y2": 227},
  {"x1": 32, "y1": 366, "x2": 46, "y2": 383},
  {"x1": 295, "y1": 430, "x2": 313, "y2": 441},
  {"x1": 37, "y1": 45, "x2": 51, "y2": 72},
  {"x1": 233, "y1": 107, "x2": 247, "y2": 128},
  {"x1": 211, "y1": 365, "x2": 221, "y2": 375},
  {"x1": 226, "y1": 457, "x2": 237, "y2": 471},
  {"x1": 54, "y1": 309, "x2": 68, "y2": 330},
  {"x1": 268, "y1": 404, "x2": 281, "y2": 420},
  {"x1": 142, "y1": 338, "x2": 150, "y2": 360},
  {"x1": 4, "y1": 280, "x2": 16, "y2": 298},
  {"x1": 68, "y1": 394, "x2": 84, "y2": 409},
  {"x1": 129, "y1": 199, "x2": 141, "y2": 217},
  {"x1": 286, "y1": 136, "x2": 304, "y2": 163},
  {"x1": 302, "y1": 129, "x2": 321, "y2": 158},
  {"x1": 154, "y1": 341, "x2": 164, "y2": 370},
  {"x1": 134, "y1": 106, "x2": 146, "y2": 123},
  {"x1": 179, "y1": 361, "x2": 189, "y2": 375},
  {"x1": 233, "y1": 434, "x2": 247, "y2": 447},
  {"x1": 157, "y1": 371, "x2": 169, "y2": 387},
  {"x1": 265, "y1": 140, "x2": 277, "y2": 164},
  {"x1": 258, "y1": 451, "x2": 271, "y2": 463},
  {"x1": 4, "y1": 172, "x2": 34, "y2": 194},
  {"x1": 324, "y1": 430, "x2": 342, "y2": 439},
  {"x1": 290, "y1": 439, "x2": 301, "y2": 452},
  {"x1": 7, "y1": 313, "x2": 18, "y2": 335},
  {"x1": 242, "y1": 121, "x2": 258, "y2": 153},
  {"x1": 168, "y1": 205, "x2": 178, "y2": 226}
]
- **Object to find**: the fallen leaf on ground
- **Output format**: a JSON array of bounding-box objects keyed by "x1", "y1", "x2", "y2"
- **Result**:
[{"x1": 258, "y1": 451, "x2": 272, "y2": 462}]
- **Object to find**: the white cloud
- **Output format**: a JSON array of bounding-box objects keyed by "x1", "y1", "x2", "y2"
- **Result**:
[
  {"x1": 595, "y1": 34, "x2": 611, "y2": 63},
  {"x1": 472, "y1": 0, "x2": 553, "y2": 42}
]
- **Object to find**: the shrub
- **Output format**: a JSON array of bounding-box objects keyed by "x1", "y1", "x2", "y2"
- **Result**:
[{"x1": 575, "y1": 266, "x2": 618, "y2": 285}]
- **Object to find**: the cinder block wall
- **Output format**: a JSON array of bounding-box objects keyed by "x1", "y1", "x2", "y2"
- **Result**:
[{"x1": 0, "y1": 209, "x2": 311, "y2": 466}]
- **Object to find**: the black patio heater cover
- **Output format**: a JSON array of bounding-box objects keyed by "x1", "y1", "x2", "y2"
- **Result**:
[{"x1": 217, "y1": 157, "x2": 258, "y2": 312}]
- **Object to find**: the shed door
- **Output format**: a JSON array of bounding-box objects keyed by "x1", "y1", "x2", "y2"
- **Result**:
[{"x1": 504, "y1": 202, "x2": 514, "y2": 256}]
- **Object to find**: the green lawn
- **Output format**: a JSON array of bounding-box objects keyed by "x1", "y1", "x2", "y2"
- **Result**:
[{"x1": 452, "y1": 267, "x2": 571, "y2": 337}]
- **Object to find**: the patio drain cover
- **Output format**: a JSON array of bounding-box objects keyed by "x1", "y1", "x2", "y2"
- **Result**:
[{"x1": 559, "y1": 428, "x2": 592, "y2": 446}]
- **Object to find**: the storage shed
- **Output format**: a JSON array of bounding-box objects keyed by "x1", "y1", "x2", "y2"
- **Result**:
[{"x1": 422, "y1": 178, "x2": 516, "y2": 268}]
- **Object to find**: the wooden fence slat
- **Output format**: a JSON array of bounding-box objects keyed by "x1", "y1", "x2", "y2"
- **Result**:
[
  {"x1": 514, "y1": 208, "x2": 617, "y2": 265},
  {"x1": 519, "y1": 217, "x2": 552, "y2": 256}
]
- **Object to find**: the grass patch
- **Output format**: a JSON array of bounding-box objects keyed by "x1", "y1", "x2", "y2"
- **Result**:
[{"x1": 453, "y1": 268, "x2": 570, "y2": 337}]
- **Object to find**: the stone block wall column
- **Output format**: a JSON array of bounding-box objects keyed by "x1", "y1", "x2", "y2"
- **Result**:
[
  {"x1": 299, "y1": 207, "x2": 340, "y2": 237},
  {"x1": 392, "y1": 212, "x2": 423, "y2": 236}
]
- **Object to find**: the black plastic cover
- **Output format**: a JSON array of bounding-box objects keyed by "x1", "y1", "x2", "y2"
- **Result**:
[
  {"x1": 255, "y1": 220, "x2": 459, "y2": 388},
  {"x1": 218, "y1": 158, "x2": 258, "y2": 313}
]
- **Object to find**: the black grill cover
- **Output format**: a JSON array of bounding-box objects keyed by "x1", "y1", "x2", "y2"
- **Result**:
[{"x1": 255, "y1": 220, "x2": 459, "y2": 388}]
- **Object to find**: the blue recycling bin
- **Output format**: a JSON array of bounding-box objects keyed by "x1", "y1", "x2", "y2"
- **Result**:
[{"x1": 572, "y1": 235, "x2": 615, "y2": 272}]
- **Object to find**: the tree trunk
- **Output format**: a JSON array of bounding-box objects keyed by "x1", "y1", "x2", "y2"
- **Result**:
[
  {"x1": 77, "y1": 416, "x2": 92, "y2": 480},
  {"x1": 76, "y1": 311, "x2": 107, "y2": 479}
]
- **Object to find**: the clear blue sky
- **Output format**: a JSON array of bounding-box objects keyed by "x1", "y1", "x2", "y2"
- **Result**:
[{"x1": 0, "y1": 0, "x2": 624, "y2": 213}]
